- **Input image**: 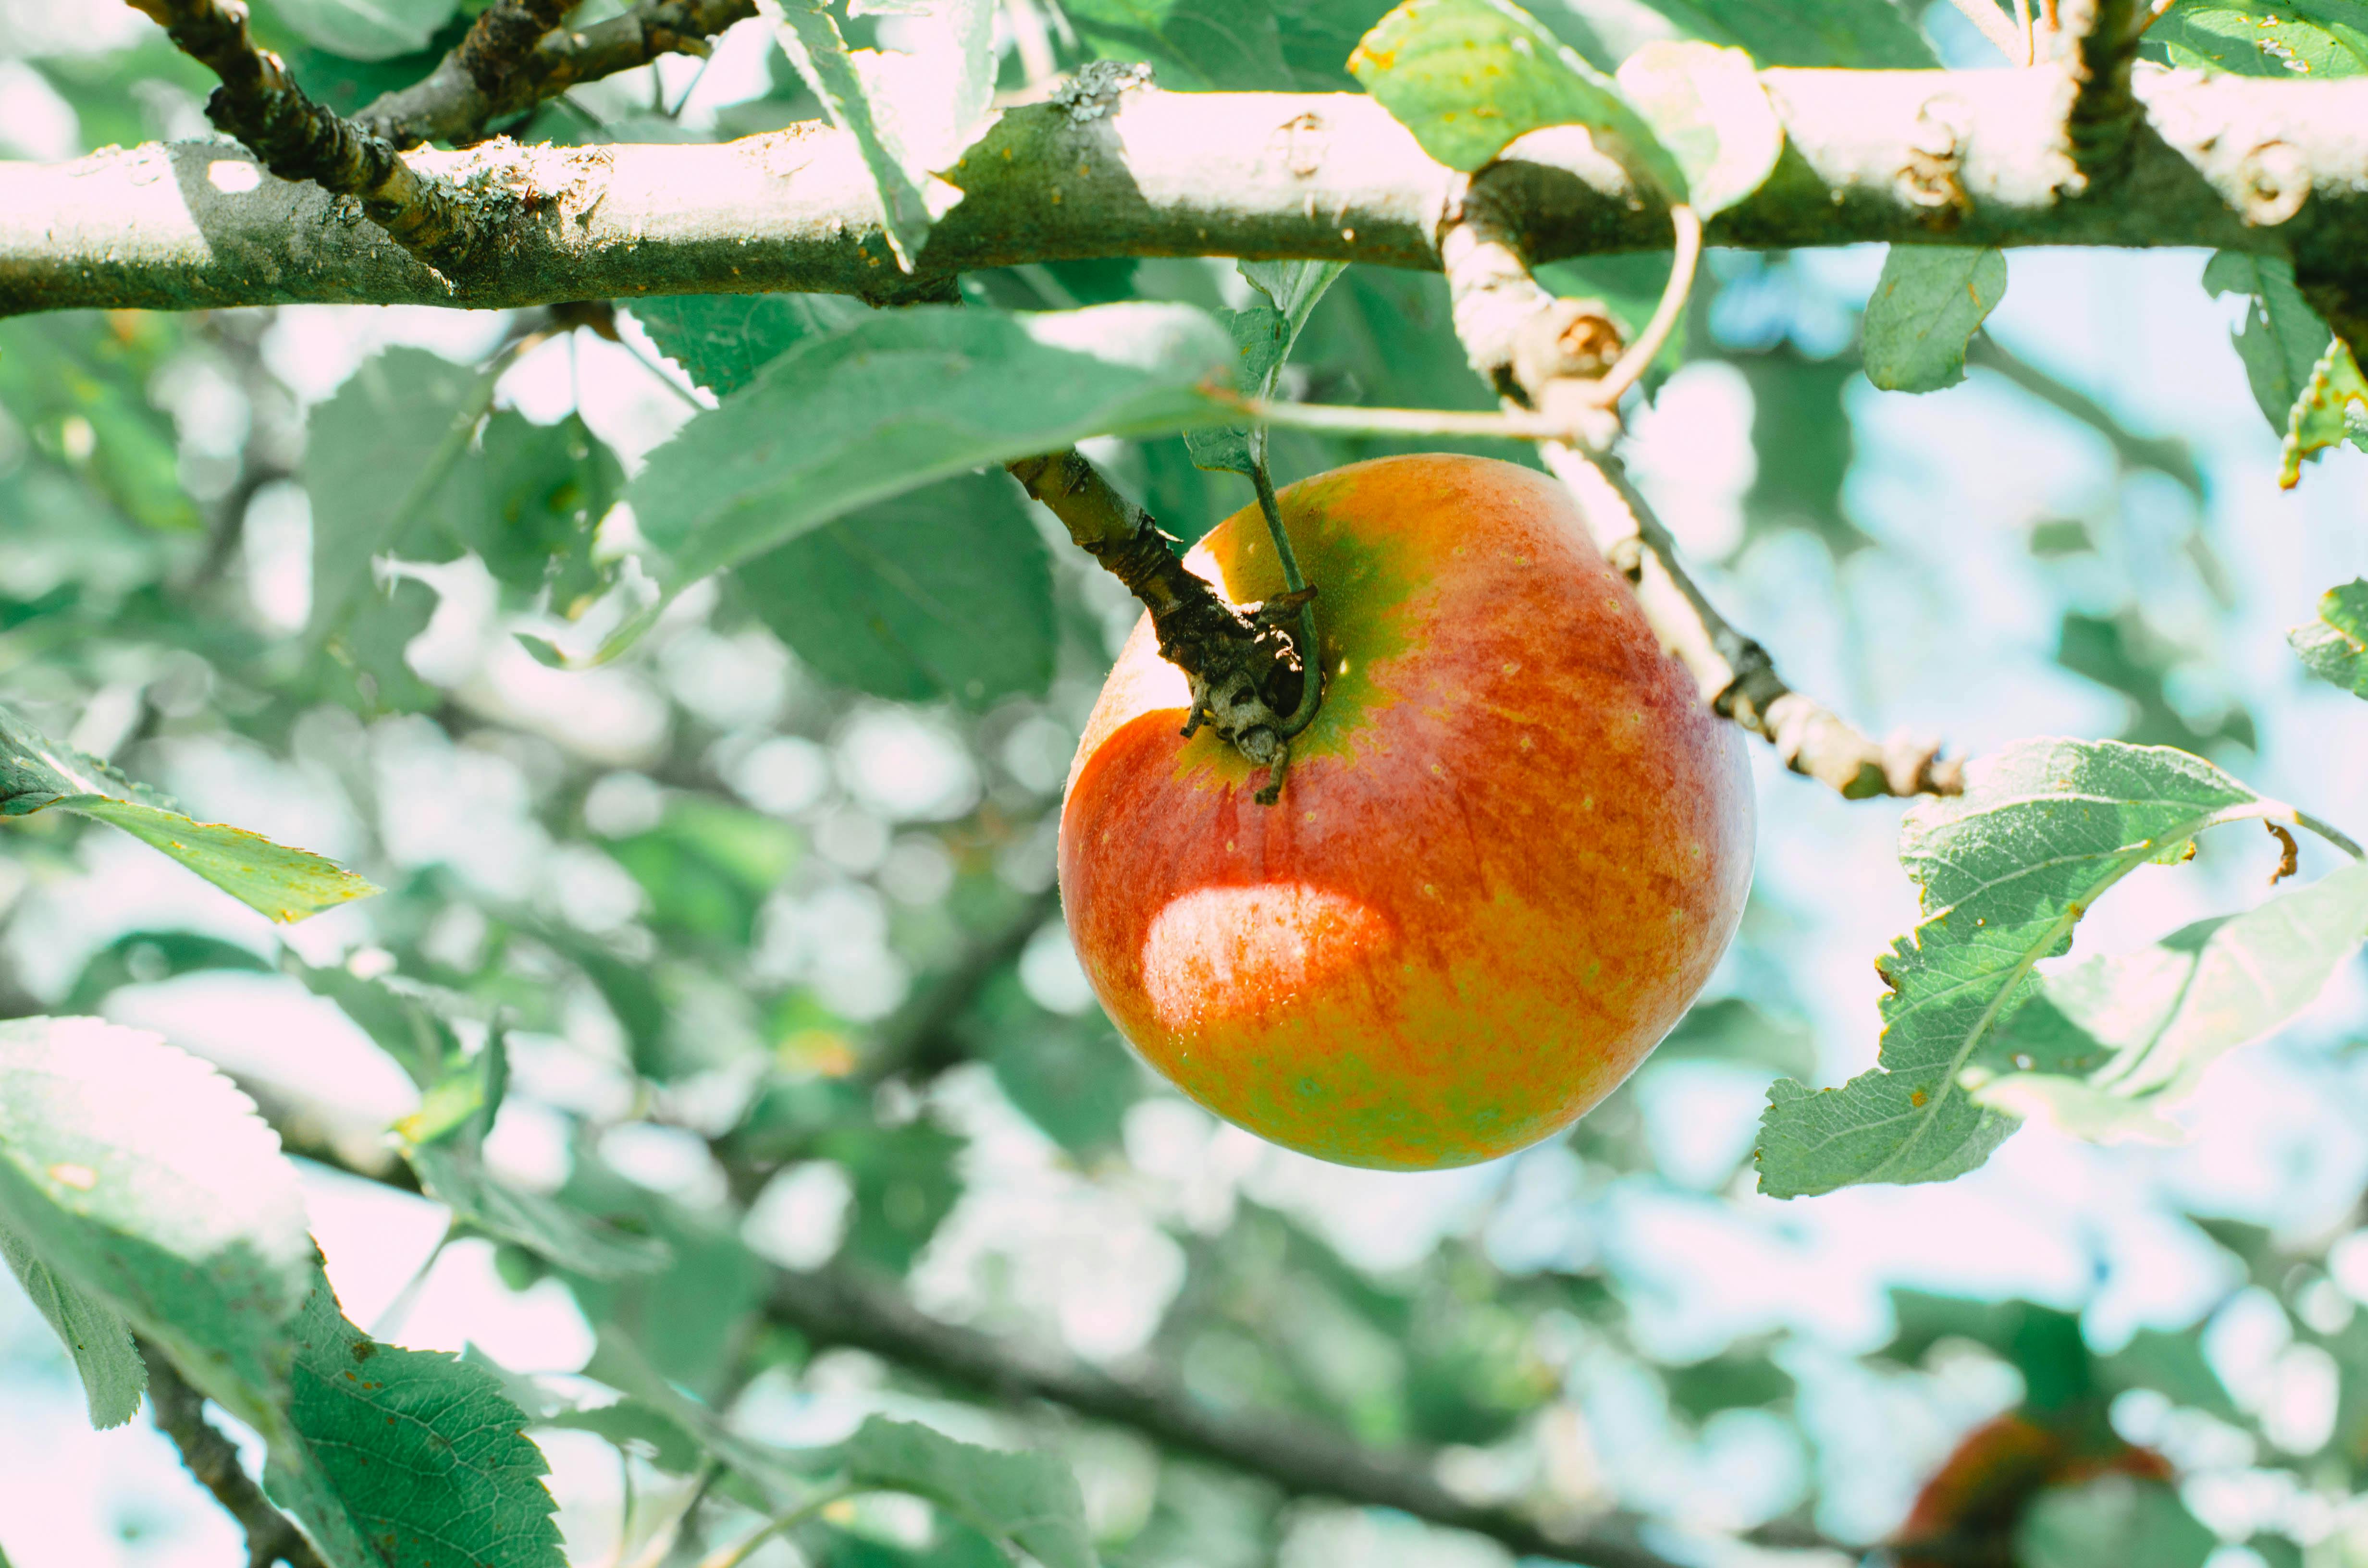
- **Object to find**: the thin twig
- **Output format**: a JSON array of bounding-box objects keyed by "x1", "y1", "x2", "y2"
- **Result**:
[
  {"x1": 143, "y1": 1344, "x2": 328, "y2": 1568},
  {"x1": 1944, "y1": 0, "x2": 2031, "y2": 60},
  {"x1": 122, "y1": 0, "x2": 493, "y2": 275},
  {"x1": 1964, "y1": 334, "x2": 2203, "y2": 494},
  {"x1": 1215, "y1": 394, "x2": 1595, "y2": 445},
  {"x1": 1542, "y1": 445, "x2": 1962, "y2": 796},
  {"x1": 762, "y1": 1267, "x2": 1764, "y2": 1568},
  {"x1": 356, "y1": 0, "x2": 761, "y2": 146},
  {"x1": 1581, "y1": 204, "x2": 1701, "y2": 411},
  {"x1": 696, "y1": 1484, "x2": 860, "y2": 1568},
  {"x1": 1248, "y1": 460, "x2": 1322, "y2": 739},
  {"x1": 1436, "y1": 208, "x2": 1961, "y2": 799}
]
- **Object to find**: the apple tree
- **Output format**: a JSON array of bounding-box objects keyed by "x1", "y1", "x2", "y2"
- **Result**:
[{"x1": 0, "y1": 0, "x2": 2366, "y2": 1565}]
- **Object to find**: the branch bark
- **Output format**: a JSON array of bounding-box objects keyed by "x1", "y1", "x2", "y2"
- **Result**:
[
  {"x1": 765, "y1": 1265, "x2": 1713, "y2": 1568},
  {"x1": 267, "y1": 1116, "x2": 1819, "y2": 1568},
  {"x1": 1007, "y1": 449, "x2": 1311, "y2": 786},
  {"x1": 142, "y1": 1343, "x2": 328, "y2": 1568},
  {"x1": 354, "y1": 0, "x2": 763, "y2": 147},
  {"x1": 1442, "y1": 200, "x2": 1962, "y2": 799},
  {"x1": 9, "y1": 69, "x2": 2368, "y2": 317}
]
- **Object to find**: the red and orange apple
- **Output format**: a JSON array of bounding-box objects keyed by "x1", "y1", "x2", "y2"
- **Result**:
[{"x1": 1058, "y1": 454, "x2": 1754, "y2": 1170}]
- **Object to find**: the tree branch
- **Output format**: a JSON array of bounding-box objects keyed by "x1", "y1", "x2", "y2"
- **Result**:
[
  {"x1": 2053, "y1": 0, "x2": 2146, "y2": 183},
  {"x1": 1441, "y1": 201, "x2": 1961, "y2": 799},
  {"x1": 142, "y1": 1342, "x2": 328, "y2": 1568},
  {"x1": 1543, "y1": 447, "x2": 1962, "y2": 796},
  {"x1": 1964, "y1": 332, "x2": 2203, "y2": 493},
  {"x1": 1007, "y1": 449, "x2": 1311, "y2": 789},
  {"x1": 858, "y1": 883, "x2": 1060, "y2": 1085},
  {"x1": 269, "y1": 1114, "x2": 1816, "y2": 1568},
  {"x1": 9, "y1": 68, "x2": 2368, "y2": 316},
  {"x1": 119, "y1": 0, "x2": 513, "y2": 279},
  {"x1": 354, "y1": 0, "x2": 763, "y2": 148},
  {"x1": 765, "y1": 1265, "x2": 1710, "y2": 1568}
]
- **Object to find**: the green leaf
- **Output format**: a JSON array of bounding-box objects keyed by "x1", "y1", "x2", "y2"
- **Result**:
[
  {"x1": 0, "y1": 313, "x2": 199, "y2": 535},
  {"x1": 0, "y1": 1223, "x2": 145, "y2": 1428},
  {"x1": 1862, "y1": 246, "x2": 2010, "y2": 393},
  {"x1": 0, "y1": 1018, "x2": 315, "y2": 1433},
  {"x1": 2291, "y1": 577, "x2": 2368, "y2": 695},
  {"x1": 837, "y1": 1417, "x2": 1098, "y2": 1568},
  {"x1": 537, "y1": 1398, "x2": 705, "y2": 1473},
  {"x1": 2015, "y1": 1476, "x2": 2216, "y2": 1568},
  {"x1": 608, "y1": 798, "x2": 802, "y2": 947},
  {"x1": 1612, "y1": 40, "x2": 1784, "y2": 219},
  {"x1": 2279, "y1": 336, "x2": 2368, "y2": 488},
  {"x1": 69, "y1": 798, "x2": 382, "y2": 925},
  {"x1": 297, "y1": 964, "x2": 464, "y2": 1092},
  {"x1": 821, "y1": 1122, "x2": 963, "y2": 1273},
  {"x1": 2202, "y1": 251, "x2": 2334, "y2": 435},
  {"x1": 623, "y1": 303, "x2": 1233, "y2": 609},
  {"x1": 1184, "y1": 259, "x2": 1346, "y2": 475},
  {"x1": 580, "y1": 1329, "x2": 802, "y2": 1491},
  {"x1": 394, "y1": 1027, "x2": 504, "y2": 1149},
  {"x1": 267, "y1": 1282, "x2": 566, "y2": 1568},
  {"x1": 2055, "y1": 610, "x2": 2256, "y2": 753},
  {"x1": 1735, "y1": 350, "x2": 1871, "y2": 557},
  {"x1": 2101, "y1": 1326, "x2": 2240, "y2": 1419},
  {"x1": 444, "y1": 412, "x2": 622, "y2": 606},
  {"x1": 0, "y1": 704, "x2": 376, "y2": 923},
  {"x1": 305, "y1": 347, "x2": 496, "y2": 642},
  {"x1": 2148, "y1": 0, "x2": 2368, "y2": 76},
  {"x1": 321, "y1": 573, "x2": 443, "y2": 716},
  {"x1": 1624, "y1": 0, "x2": 1938, "y2": 67},
  {"x1": 407, "y1": 1142, "x2": 671, "y2": 1279},
  {"x1": 567, "y1": 1201, "x2": 764, "y2": 1399},
  {"x1": 765, "y1": 0, "x2": 998, "y2": 269},
  {"x1": 632, "y1": 294, "x2": 873, "y2": 398},
  {"x1": 1063, "y1": 0, "x2": 1296, "y2": 88},
  {"x1": 1969, "y1": 861, "x2": 2368, "y2": 1142},
  {"x1": 1348, "y1": 0, "x2": 1685, "y2": 196},
  {"x1": 977, "y1": 974, "x2": 1142, "y2": 1154},
  {"x1": 1757, "y1": 740, "x2": 2287, "y2": 1199},
  {"x1": 736, "y1": 471, "x2": 1056, "y2": 709},
  {"x1": 268, "y1": 0, "x2": 460, "y2": 59}
]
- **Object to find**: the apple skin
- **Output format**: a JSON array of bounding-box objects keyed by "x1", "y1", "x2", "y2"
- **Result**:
[
  {"x1": 1058, "y1": 453, "x2": 1754, "y2": 1171},
  {"x1": 1891, "y1": 1412, "x2": 2175, "y2": 1568}
]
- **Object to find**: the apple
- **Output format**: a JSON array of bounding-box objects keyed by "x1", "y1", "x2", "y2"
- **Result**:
[
  {"x1": 1890, "y1": 1411, "x2": 2176, "y2": 1568},
  {"x1": 1058, "y1": 454, "x2": 1754, "y2": 1170}
]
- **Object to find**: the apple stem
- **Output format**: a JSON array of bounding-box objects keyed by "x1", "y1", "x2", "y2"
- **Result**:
[
  {"x1": 1250, "y1": 458, "x2": 1325, "y2": 745},
  {"x1": 1007, "y1": 446, "x2": 1318, "y2": 800}
]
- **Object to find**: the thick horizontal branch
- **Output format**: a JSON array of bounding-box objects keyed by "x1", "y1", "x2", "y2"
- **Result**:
[{"x1": 6, "y1": 68, "x2": 2368, "y2": 317}]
